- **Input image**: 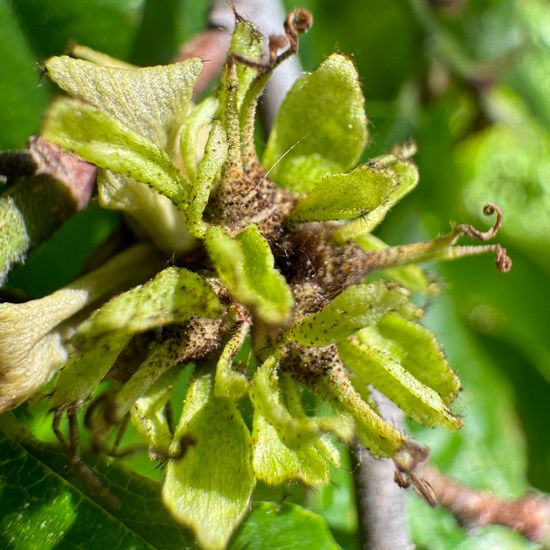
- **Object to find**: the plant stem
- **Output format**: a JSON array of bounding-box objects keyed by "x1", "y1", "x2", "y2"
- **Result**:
[
  {"x1": 420, "y1": 465, "x2": 550, "y2": 545},
  {"x1": 352, "y1": 390, "x2": 413, "y2": 550},
  {"x1": 0, "y1": 137, "x2": 96, "y2": 284}
]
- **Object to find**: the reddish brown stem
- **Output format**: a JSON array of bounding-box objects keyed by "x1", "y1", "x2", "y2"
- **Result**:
[{"x1": 419, "y1": 466, "x2": 550, "y2": 544}]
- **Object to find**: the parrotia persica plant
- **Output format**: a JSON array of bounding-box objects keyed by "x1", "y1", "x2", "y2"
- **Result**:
[{"x1": 0, "y1": 9, "x2": 512, "y2": 550}]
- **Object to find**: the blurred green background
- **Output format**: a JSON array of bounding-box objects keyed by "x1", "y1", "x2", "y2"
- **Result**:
[{"x1": 1, "y1": 0, "x2": 548, "y2": 548}]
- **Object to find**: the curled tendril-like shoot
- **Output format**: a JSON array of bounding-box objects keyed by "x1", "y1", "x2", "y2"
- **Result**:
[
  {"x1": 352, "y1": 202, "x2": 512, "y2": 276},
  {"x1": 451, "y1": 203, "x2": 503, "y2": 243},
  {"x1": 447, "y1": 204, "x2": 511, "y2": 272},
  {"x1": 278, "y1": 8, "x2": 313, "y2": 61},
  {"x1": 230, "y1": 8, "x2": 313, "y2": 72}
]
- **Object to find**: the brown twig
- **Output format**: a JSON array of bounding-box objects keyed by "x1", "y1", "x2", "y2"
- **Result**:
[{"x1": 419, "y1": 465, "x2": 550, "y2": 545}]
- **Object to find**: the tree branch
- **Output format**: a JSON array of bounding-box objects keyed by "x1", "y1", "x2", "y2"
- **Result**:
[
  {"x1": 420, "y1": 465, "x2": 550, "y2": 545},
  {"x1": 352, "y1": 390, "x2": 413, "y2": 550},
  {"x1": 0, "y1": 137, "x2": 96, "y2": 284}
]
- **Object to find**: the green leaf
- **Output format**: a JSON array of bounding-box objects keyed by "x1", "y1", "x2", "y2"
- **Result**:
[
  {"x1": 219, "y1": 18, "x2": 265, "y2": 173},
  {"x1": 179, "y1": 97, "x2": 219, "y2": 183},
  {"x1": 69, "y1": 44, "x2": 135, "y2": 68},
  {"x1": 43, "y1": 99, "x2": 189, "y2": 209},
  {"x1": 251, "y1": 370, "x2": 345, "y2": 485},
  {"x1": 376, "y1": 313, "x2": 460, "y2": 403},
  {"x1": 251, "y1": 412, "x2": 330, "y2": 486},
  {"x1": 227, "y1": 18, "x2": 265, "y2": 111},
  {"x1": 75, "y1": 267, "x2": 221, "y2": 346},
  {"x1": 0, "y1": 414, "x2": 197, "y2": 549},
  {"x1": 250, "y1": 356, "x2": 325, "y2": 448},
  {"x1": 286, "y1": 281, "x2": 409, "y2": 346},
  {"x1": 263, "y1": 53, "x2": 367, "y2": 192},
  {"x1": 214, "y1": 322, "x2": 250, "y2": 400},
  {"x1": 308, "y1": 366, "x2": 406, "y2": 457},
  {"x1": 205, "y1": 225, "x2": 293, "y2": 324},
  {"x1": 44, "y1": 55, "x2": 203, "y2": 150},
  {"x1": 186, "y1": 121, "x2": 228, "y2": 238},
  {"x1": 114, "y1": 328, "x2": 191, "y2": 420},
  {"x1": 250, "y1": 357, "x2": 353, "y2": 451},
  {"x1": 229, "y1": 502, "x2": 340, "y2": 550},
  {"x1": 162, "y1": 369, "x2": 254, "y2": 550},
  {"x1": 288, "y1": 165, "x2": 397, "y2": 223},
  {"x1": 0, "y1": 0, "x2": 50, "y2": 148},
  {"x1": 51, "y1": 267, "x2": 220, "y2": 408},
  {"x1": 98, "y1": 170, "x2": 196, "y2": 256},
  {"x1": 407, "y1": 294, "x2": 535, "y2": 550},
  {"x1": 50, "y1": 335, "x2": 131, "y2": 410},
  {"x1": 338, "y1": 331, "x2": 461, "y2": 429},
  {"x1": 331, "y1": 158, "x2": 418, "y2": 242},
  {"x1": 131, "y1": 367, "x2": 181, "y2": 451}
]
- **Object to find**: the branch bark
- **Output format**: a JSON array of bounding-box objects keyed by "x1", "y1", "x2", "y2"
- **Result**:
[
  {"x1": 420, "y1": 465, "x2": 550, "y2": 546},
  {"x1": 353, "y1": 390, "x2": 413, "y2": 550}
]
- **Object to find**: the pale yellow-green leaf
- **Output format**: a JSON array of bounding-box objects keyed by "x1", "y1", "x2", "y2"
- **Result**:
[
  {"x1": 226, "y1": 18, "x2": 265, "y2": 112},
  {"x1": 68, "y1": 44, "x2": 135, "y2": 68},
  {"x1": 309, "y1": 368, "x2": 406, "y2": 457},
  {"x1": 43, "y1": 99, "x2": 189, "y2": 209},
  {"x1": 50, "y1": 334, "x2": 131, "y2": 409},
  {"x1": 332, "y1": 158, "x2": 419, "y2": 242},
  {"x1": 205, "y1": 225, "x2": 293, "y2": 324},
  {"x1": 249, "y1": 357, "x2": 348, "y2": 450},
  {"x1": 98, "y1": 170, "x2": 196, "y2": 256},
  {"x1": 286, "y1": 281, "x2": 409, "y2": 346},
  {"x1": 252, "y1": 412, "x2": 330, "y2": 486},
  {"x1": 114, "y1": 331, "x2": 185, "y2": 420},
  {"x1": 264, "y1": 54, "x2": 367, "y2": 192},
  {"x1": 338, "y1": 333, "x2": 462, "y2": 429},
  {"x1": 179, "y1": 97, "x2": 219, "y2": 183},
  {"x1": 162, "y1": 370, "x2": 254, "y2": 550},
  {"x1": 45, "y1": 55, "x2": 203, "y2": 150},
  {"x1": 74, "y1": 267, "x2": 221, "y2": 347},
  {"x1": 131, "y1": 367, "x2": 182, "y2": 452},
  {"x1": 288, "y1": 164, "x2": 398, "y2": 223},
  {"x1": 0, "y1": 243, "x2": 160, "y2": 412},
  {"x1": 186, "y1": 121, "x2": 227, "y2": 237},
  {"x1": 214, "y1": 322, "x2": 250, "y2": 400},
  {"x1": 376, "y1": 313, "x2": 461, "y2": 403}
]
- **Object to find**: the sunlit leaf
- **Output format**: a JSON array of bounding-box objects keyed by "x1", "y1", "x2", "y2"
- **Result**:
[
  {"x1": 44, "y1": 55, "x2": 203, "y2": 149},
  {"x1": 43, "y1": 99, "x2": 189, "y2": 209},
  {"x1": 376, "y1": 313, "x2": 460, "y2": 404},
  {"x1": 264, "y1": 54, "x2": 368, "y2": 192},
  {"x1": 51, "y1": 267, "x2": 220, "y2": 408},
  {"x1": 162, "y1": 370, "x2": 254, "y2": 550},
  {"x1": 205, "y1": 225, "x2": 293, "y2": 324},
  {"x1": 252, "y1": 412, "x2": 330, "y2": 486},
  {"x1": 288, "y1": 164, "x2": 397, "y2": 223},
  {"x1": 338, "y1": 331, "x2": 461, "y2": 429},
  {"x1": 286, "y1": 281, "x2": 409, "y2": 346},
  {"x1": 230, "y1": 501, "x2": 340, "y2": 550},
  {"x1": 332, "y1": 158, "x2": 418, "y2": 242},
  {"x1": 131, "y1": 367, "x2": 181, "y2": 451},
  {"x1": 186, "y1": 121, "x2": 228, "y2": 237},
  {"x1": 0, "y1": 414, "x2": 197, "y2": 549}
]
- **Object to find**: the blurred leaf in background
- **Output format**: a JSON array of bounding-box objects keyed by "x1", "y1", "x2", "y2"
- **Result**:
[{"x1": 1, "y1": 0, "x2": 549, "y2": 548}]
